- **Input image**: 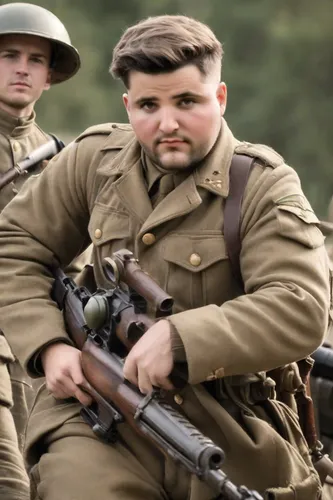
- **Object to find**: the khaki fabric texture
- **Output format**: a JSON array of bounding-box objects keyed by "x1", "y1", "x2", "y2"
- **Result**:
[
  {"x1": 0, "y1": 120, "x2": 329, "y2": 498},
  {"x1": 0, "y1": 342, "x2": 29, "y2": 499},
  {"x1": 0, "y1": 107, "x2": 92, "y2": 450},
  {"x1": 0, "y1": 108, "x2": 52, "y2": 452},
  {"x1": 0, "y1": 401, "x2": 30, "y2": 500}
]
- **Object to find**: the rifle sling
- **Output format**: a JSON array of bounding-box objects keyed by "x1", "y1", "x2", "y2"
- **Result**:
[{"x1": 224, "y1": 154, "x2": 255, "y2": 289}]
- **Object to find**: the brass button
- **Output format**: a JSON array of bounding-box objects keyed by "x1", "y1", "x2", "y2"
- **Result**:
[
  {"x1": 142, "y1": 233, "x2": 156, "y2": 246},
  {"x1": 174, "y1": 394, "x2": 183, "y2": 405},
  {"x1": 189, "y1": 253, "x2": 201, "y2": 267},
  {"x1": 214, "y1": 368, "x2": 225, "y2": 378},
  {"x1": 206, "y1": 367, "x2": 224, "y2": 381},
  {"x1": 94, "y1": 228, "x2": 102, "y2": 239},
  {"x1": 12, "y1": 141, "x2": 20, "y2": 152}
]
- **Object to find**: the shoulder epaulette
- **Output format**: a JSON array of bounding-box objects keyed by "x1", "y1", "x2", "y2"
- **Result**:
[
  {"x1": 75, "y1": 123, "x2": 133, "y2": 143},
  {"x1": 234, "y1": 142, "x2": 284, "y2": 169}
]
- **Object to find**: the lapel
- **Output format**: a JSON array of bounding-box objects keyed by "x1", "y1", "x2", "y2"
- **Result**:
[
  {"x1": 114, "y1": 159, "x2": 152, "y2": 223},
  {"x1": 98, "y1": 134, "x2": 152, "y2": 223},
  {"x1": 194, "y1": 119, "x2": 239, "y2": 196},
  {"x1": 138, "y1": 174, "x2": 202, "y2": 235}
]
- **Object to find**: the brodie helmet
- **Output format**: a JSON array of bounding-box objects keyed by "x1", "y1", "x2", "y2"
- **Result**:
[{"x1": 0, "y1": 3, "x2": 81, "y2": 84}]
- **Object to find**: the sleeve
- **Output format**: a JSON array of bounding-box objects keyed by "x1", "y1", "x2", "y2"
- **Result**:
[
  {"x1": 0, "y1": 138, "x2": 97, "y2": 376},
  {"x1": 169, "y1": 163, "x2": 330, "y2": 384}
]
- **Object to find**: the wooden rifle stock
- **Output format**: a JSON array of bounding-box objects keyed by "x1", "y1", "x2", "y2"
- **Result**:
[
  {"x1": 80, "y1": 339, "x2": 263, "y2": 500},
  {"x1": 51, "y1": 263, "x2": 263, "y2": 499}
]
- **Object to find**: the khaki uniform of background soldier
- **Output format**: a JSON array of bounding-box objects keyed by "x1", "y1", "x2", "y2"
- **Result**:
[
  {"x1": 0, "y1": 4, "x2": 89, "y2": 498},
  {"x1": 0, "y1": 14, "x2": 330, "y2": 500}
]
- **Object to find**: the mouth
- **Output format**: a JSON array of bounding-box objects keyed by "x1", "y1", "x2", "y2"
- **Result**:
[
  {"x1": 159, "y1": 139, "x2": 187, "y2": 145},
  {"x1": 11, "y1": 82, "x2": 31, "y2": 88}
]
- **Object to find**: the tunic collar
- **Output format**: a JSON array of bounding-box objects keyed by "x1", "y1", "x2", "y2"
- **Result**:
[{"x1": 0, "y1": 107, "x2": 36, "y2": 138}]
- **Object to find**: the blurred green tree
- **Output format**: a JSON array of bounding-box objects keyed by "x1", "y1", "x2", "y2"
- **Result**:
[{"x1": 1, "y1": 0, "x2": 332, "y2": 214}]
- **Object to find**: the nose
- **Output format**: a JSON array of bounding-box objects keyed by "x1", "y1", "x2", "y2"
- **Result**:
[
  {"x1": 158, "y1": 108, "x2": 179, "y2": 134},
  {"x1": 15, "y1": 56, "x2": 29, "y2": 75}
]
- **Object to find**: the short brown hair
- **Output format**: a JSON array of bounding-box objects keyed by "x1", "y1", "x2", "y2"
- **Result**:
[{"x1": 110, "y1": 15, "x2": 223, "y2": 88}]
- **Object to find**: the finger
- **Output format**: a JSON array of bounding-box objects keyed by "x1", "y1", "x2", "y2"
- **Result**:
[
  {"x1": 74, "y1": 386, "x2": 93, "y2": 406},
  {"x1": 48, "y1": 385, "x2": 71, "y2": 400},
  {"x1": 70, "y1": 353, "x2": 88, "y2": 387},
  {"x1": 123, "y1": 355, "x2": 139, "y2": 386},
  {"x1": 51, "y1": 375, "x2": 93, "y2": 406},
  {"x1": 41, "y1": 159, "x2": 49, "y2": 170},
  {"x1": 151, "y1": 375, "x2": 174, "y2": 392},
  {"x1": 68, "y1": 361, "x2": 94, "y2": 406},
  {"x1": 47, "y1": 376, "x2": 79, "y2": 399},
  {"x1": 137, "y1": 366, "x2": 153, "y2": 395}
]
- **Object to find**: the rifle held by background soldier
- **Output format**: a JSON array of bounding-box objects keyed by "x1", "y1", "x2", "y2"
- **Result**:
[{"x1": 0, "y1": 135, "x2": 64, "y2": 191}]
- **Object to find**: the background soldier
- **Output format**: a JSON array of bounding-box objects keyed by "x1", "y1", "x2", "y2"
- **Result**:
[
  {"x1": 0, "y1": 3, "x2": 83, "y2": 494},
  {"x1": 0, "y1": 14, "x2": 330, "y2": 500}
]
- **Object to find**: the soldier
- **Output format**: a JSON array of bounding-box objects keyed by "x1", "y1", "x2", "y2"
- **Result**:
[
  {"x1": 0, "y1": 3, "x2": 82, "y2": 497},
  {"x1": 0, "y1": 14, "x2": 330, "y2": 500}
]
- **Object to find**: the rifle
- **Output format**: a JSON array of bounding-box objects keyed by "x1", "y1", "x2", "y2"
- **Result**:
[
  {"x1": 311, "y1": 346, "x2": 333, "y2": 454},
  {"x1": 0, "y1": 134, "x2": 64, "y2": 191},
  {"x1": 52, "y1": 249, "x2": 263, "y2": 500},
  {"x1": 312, "y1": 346, "x2": 333, "y2": 382}
]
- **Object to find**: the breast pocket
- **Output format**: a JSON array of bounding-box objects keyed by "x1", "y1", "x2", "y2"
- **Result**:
[
  {"x1": 163, "y1": 232, "x2": 237, "y2": 311},
  {"x1": 88, "y1": 203, "x2": 131, "y2": 285}
]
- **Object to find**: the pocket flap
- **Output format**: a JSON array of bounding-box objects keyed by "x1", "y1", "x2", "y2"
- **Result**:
[
  {"x1": 88, "y1": 204, "x2": 129, "y2": 246},
  {"x1": 164, "y1": 233, "x2": 227, "y2": 272}
]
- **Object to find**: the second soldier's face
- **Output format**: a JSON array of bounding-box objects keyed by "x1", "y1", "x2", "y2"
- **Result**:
[
  {"x1": 0, "y1": 34, "x2": 52, "y2": 117},
  {"x1": 123, "y1": 64, "x2": 227, "y2": 171}
]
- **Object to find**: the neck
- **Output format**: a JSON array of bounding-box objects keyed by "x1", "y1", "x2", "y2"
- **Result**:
[{"x1": 0, "y1": 101, "x2": 34, "y2": 119}]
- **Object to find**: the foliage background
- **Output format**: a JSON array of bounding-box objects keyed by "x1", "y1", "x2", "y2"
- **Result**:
[{"x1": 2, "y1": 0, "x2": 332, "y2": 215}]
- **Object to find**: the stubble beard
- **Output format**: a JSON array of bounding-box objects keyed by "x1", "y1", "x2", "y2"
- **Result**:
[
  {"x1": 147, "y1": 144, "x2": 205, "y2": 172},
  {"x1": 0, "y1": 92, "x2": 32, "y2": 110}
]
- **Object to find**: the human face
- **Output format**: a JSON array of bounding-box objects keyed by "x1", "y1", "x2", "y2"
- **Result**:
[
  {"x1": 0, "y1": 34, "x2": 52, "y2": 118},
  {"x1": 123, "y1": 65, "x2": 227, "y2": 171}
]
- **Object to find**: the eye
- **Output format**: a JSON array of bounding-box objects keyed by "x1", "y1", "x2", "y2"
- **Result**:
[
  {"x1": 179, "y1": 98, "x2": 195, "y2": 108},
  {"x1": 140, "y1": 101, "x2": 157, "y2": 112},
  {"x1": 31, "y1": 57, "x2": 44, "y2": 64}
]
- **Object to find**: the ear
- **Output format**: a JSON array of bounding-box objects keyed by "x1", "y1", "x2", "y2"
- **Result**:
[
  {"x1": 43, "y1": 69, "x2": 52, "y2": 91},
  {"x1": 216, "y1": 82, "x2": 227, "y2": 116},
  {"x1": 123, "y1": 93, "x2": 130, "y2": 117}
]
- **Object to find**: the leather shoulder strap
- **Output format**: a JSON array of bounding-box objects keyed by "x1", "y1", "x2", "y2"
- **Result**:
[{"x1": 224, "y1": 154, "x2": 255, "y2": 289}]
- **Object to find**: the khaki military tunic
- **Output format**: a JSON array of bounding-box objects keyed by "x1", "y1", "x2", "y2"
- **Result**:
[
  {"x1": 0, "y1": 108, "x2": 91, "y2": 452},
  {"x1": 0, "y1": 108, "x2": 50, "y2": 500},
  {"x1": 0, "y1": 120, "x2": 329, "y2": 499},
  {"x1": 0, "y1": 107, "x2": 51, "y2": 456}
]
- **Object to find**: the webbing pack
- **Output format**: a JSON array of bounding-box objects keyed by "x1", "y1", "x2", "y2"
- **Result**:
[{"x1": 224, "y1": 156, "x2": 333, "y2": 478}]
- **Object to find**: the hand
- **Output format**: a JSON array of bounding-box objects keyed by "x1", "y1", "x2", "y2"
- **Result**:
[
  {"x1": 41, "y1": 343, "x2": 93, "y2": 406},
  {"x1": 41, "y1": 159, "x2": 49, "y2": 170},
  {"x1": 123, "y1": 319, "x2": 174, "y2": 394}
]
